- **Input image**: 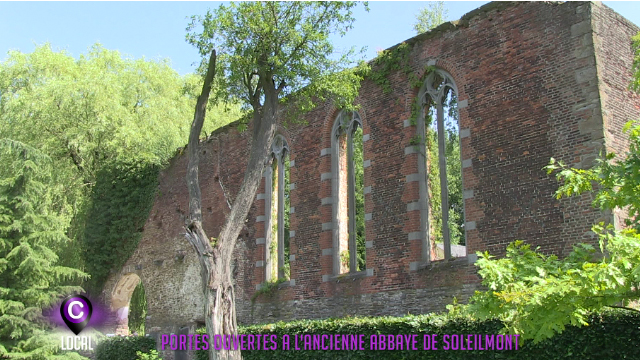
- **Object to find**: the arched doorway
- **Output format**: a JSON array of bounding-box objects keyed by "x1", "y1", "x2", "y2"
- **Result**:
[{"x1": 110, "y1": 273, "x2": 145, "y2": 335}]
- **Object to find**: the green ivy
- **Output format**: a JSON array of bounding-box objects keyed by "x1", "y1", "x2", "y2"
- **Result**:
[
  {"x1": 81, "y1": 160, "x2": 160, "y2": 292},
  {"x1": 368, "y1": 42, "x2": 414, "y2": 94},
  {"x1": 195, "y1": 309, "x2": 640, "y2": 359}
]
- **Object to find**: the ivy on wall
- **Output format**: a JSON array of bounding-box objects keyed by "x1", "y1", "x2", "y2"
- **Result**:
[{"x1": 81, "y1": 161, "x2": 160, "y2": 292}]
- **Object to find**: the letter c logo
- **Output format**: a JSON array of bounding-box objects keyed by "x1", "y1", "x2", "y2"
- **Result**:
[{"x1": 68, "y1": 301, "x2": 84, "y2": 319}]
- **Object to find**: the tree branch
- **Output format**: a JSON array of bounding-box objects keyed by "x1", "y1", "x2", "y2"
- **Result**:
[
  {"x1": 277, "y1": 79, "x2": 287, "y2": 92},
  {"x1": 281, "y1": 4, "x2": 331, "y2": 69},
  {"x1": 605, "y1": 305, "x2": 640, "y2": 314},
  {"x1": 187, "y1": 49, "x2": 217, "y2": 225}
]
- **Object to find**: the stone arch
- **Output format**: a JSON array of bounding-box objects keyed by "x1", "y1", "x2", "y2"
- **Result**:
[{"x1": 110, "y1": 272, "x2": 142, "y2": 335}]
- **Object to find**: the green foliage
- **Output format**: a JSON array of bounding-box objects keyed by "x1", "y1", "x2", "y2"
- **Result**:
[
  {"x1": 194, "y1": 328, "x2": 208, "y2": 360},
  {"x1": 414, "y1": 1, "x2": 449, "y2": 34},
  {"x1": 457, "y1": 232, "x2": 640, "y2": 342},
  {"x1": 1, "y1": 44, "x2": 198, "y2": 176},
  {"x1": 187, "y1": 2, "x2": 368, "y2": 115},
  {"x1": 456, "y1": 111, "x2": 640, "y2": 341},
  {"x1": 267, "y1": 153, "x2": 291, "y2": 280},
  {"x1": 195, "y1": 310, "x2": 640, "y2": 359},
  {"x1": 426, "y1": 93, "x2": 464, "y2": 248},
  {"x1": 427, "y1": 127, "x2": 443, "y2": 243},
  {"x1": 81, "y1": 161, "x2": 159, "y2": 291},
  {"x1": 0, "y1": 139, "x2": 88, "y2": 359},
  {"x1": 368, "y1": 42, "x2": 414, "y2": 94},
  {"x1": 283, "y1": 154, "x2": 291, "y2": 279},
  {"x1": 95, "y1": 336, "x2": 155, "y2": 360},
  {"x1": 340, "y1": 250, "x2": 350, "y2": 270},
  {"x1": 136, "y1": 349, "x2": 162, "y2": 360},
  {"x1": 0, "y1": 44, "x2": 243, "y2": 293},
  {"x1": 546, "y1": 121, "x2": 640, "y2": 231},
  {"x1": 128, "y1": 282, "x2": 147, "y2": 336},
  {"x1": 251, "y1": 278, "x2": 289, "y2": 303}
]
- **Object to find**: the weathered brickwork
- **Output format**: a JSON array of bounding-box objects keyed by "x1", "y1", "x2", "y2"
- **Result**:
[
  {"x1": 591, "y1": 2, "x2": 640, "y2": 229},
  {"x1": 100, "y1": 2, "x2": 639, "y2": 359}
]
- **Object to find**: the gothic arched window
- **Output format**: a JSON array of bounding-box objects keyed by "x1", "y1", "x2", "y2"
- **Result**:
[
  {"x1": 416, "y1": 69, "x2": 466, "y2": 261},
  {"x1": 264, "y1": 134, "x2": 290, "y2": 281},
  {"x1": 331, "y1": 110, "x2": 366, "y2": 274}
]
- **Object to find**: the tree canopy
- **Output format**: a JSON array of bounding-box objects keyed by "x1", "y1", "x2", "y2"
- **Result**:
[
  {"x1": 187, "y1": 1, "x2": 367, "y2": 117},
  {"x1": 413, "y1": 1, "x2": 448, "y2": 34},
  {"x1": 0, "y1": 43, "x2": 242, "y2": 289},
  {"x1": 0, "y1": 43, "x2": 243, "y2": 357},
  {"x1": 0, "y1": 140, "x2": 87, "y2": 359}
]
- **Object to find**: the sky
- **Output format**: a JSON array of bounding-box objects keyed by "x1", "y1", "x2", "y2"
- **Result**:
[{"x1": 1, "y1": 1, "x2": 639, "y2": 76}]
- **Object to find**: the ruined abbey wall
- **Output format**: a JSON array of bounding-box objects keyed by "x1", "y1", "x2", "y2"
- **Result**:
[{"x1": 101, "y1": 2, "x2": 640, "y2": 359}]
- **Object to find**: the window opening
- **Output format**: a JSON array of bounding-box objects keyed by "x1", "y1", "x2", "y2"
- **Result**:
[
  {"x1": 265, "y1": 134, "x2": 290, "y2": 281},
  {"x1": 332, "y1": 111, "x2": 366, "y2": 274},
  {"x1": 420, "y1": 69, "x2": 466, "y2": 261}
]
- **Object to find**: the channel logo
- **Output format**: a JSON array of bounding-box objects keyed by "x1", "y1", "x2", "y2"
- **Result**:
[{"x1": 60, "y1": 294, "x2": 93, "y2": 335}]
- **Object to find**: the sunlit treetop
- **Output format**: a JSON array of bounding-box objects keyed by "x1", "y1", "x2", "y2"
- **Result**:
[{"x1": 186, "y1": 1, "x2": 369, "y2": 116}]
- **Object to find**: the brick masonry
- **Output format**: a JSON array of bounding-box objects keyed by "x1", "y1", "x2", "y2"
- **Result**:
[{"x1": 99, "y1": 2, "x2": 640, "y2": 359}]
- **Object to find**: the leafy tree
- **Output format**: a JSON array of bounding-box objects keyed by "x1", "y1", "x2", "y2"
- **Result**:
[
  {"x1": 547, "y1": 125, "x2": 640, "y2": 231},
  {"x1": 456, "y1": 224, "x2": 640, "y2": 343},
  {"x1": 0, "y1": 139, "x2": 88, "y2": 359},
  {"x1": 184, "y1": 3, "x2": 367, "y2": 359},
  {"x1": 413, "y1": 1, "x2": 448, "y2": 34},
  {"x1": 0, "y1": 44, "x2": 242, "y2": 292},
  {"x1": 1, "y1": 44, "x2": 199, "y2": 181}
]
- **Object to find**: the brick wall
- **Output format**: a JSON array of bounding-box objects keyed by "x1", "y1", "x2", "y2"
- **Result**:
[
  {"x1": 591, "y1": 2, "x2": 640, "y2": 230},
  {"x1": 100, "y1": 2, "x2": 640, "y2": 359}
]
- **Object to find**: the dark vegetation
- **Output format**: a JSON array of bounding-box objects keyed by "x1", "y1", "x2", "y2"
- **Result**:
[{"x1": 195, "y1": 309, "x2": 640, "y2": 360}]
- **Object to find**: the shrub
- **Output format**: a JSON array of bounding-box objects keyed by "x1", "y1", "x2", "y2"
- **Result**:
[
  {"x1": 95, "y1": 336, "x2": 156, "y2": 360},
  {"x1": 136, "y1": 349, "x2": 163, "y2": 360},
  {"x1": 195, "y1": 310, "x2": 640, "y2": 360}
]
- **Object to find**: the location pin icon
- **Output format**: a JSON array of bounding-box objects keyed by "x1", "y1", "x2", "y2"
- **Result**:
[{"x1": 60, "y1": 294, "x2": 93, "y2": 335}]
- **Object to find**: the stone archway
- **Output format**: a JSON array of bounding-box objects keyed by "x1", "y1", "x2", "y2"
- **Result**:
[{"x1": 110, "y1": 273, "x2": 141, "y2": 335}]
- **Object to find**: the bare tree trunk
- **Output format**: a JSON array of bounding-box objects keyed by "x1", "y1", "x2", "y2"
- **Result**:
[{"x1": 185, "y1": 51, "x2": 279, "y2": 360}]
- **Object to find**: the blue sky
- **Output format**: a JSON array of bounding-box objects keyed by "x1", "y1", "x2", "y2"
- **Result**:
[{"x1": 1, "y1": 1, "x2": 639, "y2": 75}]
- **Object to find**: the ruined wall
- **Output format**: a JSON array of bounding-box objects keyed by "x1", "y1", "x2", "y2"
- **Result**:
[
  {"x1": 101, "y1": 2, "x2": 640, "y2": 359},
  {"x1": 591, "y1": 2, "x2": 640, "y2": 230}
]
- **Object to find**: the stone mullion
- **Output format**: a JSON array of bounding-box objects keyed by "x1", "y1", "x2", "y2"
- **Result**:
[
  {"x1": 347, "y1": 125, "x2": 357, "y2": 273},
  {"x1": 435, "y1": 95, "x2": 451, "y2": 260},
  {"x1": 330, "y1": 131, "x2": 341, "y2": 276},
  {"x1": 417, "y1": 105, "x2": 431, "y2": 264},
  {"x1": 264, "y1": 162, "x2": 274, "y2": 282},
  {"x1": 277, "y1": 153, "x2": 286, "y2": 279}
]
